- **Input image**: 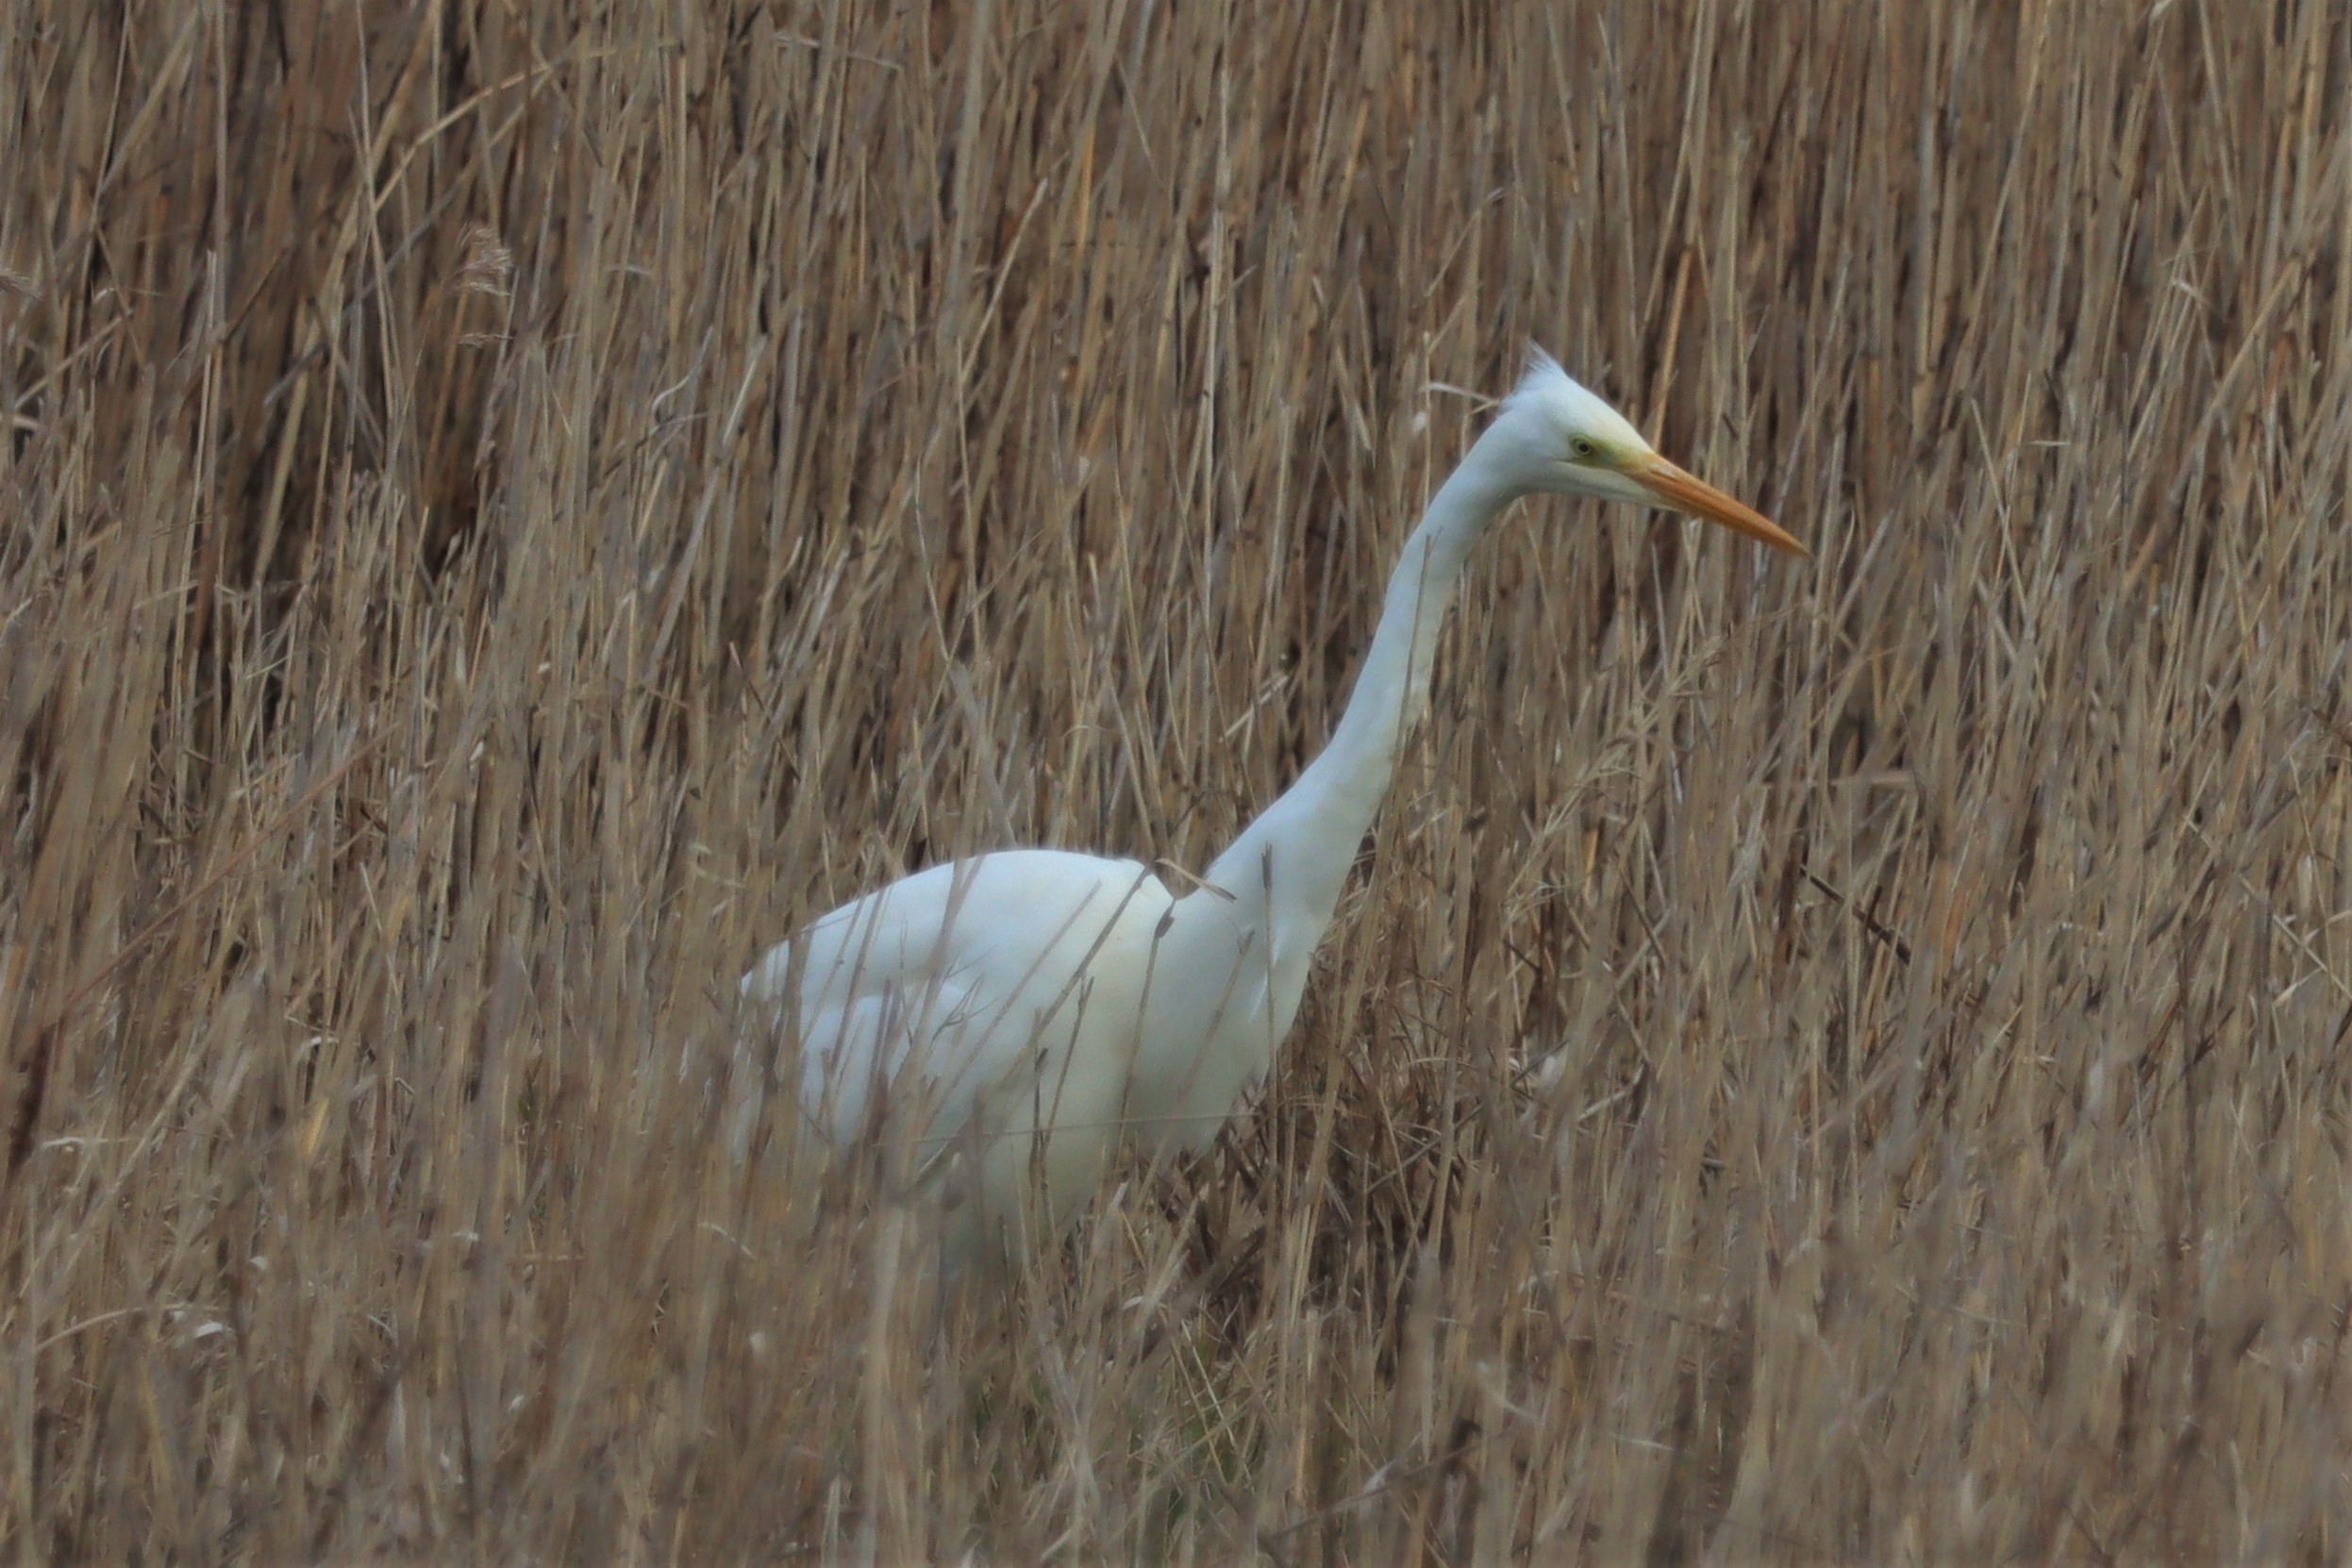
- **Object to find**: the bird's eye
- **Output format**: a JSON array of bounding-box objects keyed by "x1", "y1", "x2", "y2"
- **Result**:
[{"x1": 1569, "y1": 436, "x2": 1597, "y2": 460}]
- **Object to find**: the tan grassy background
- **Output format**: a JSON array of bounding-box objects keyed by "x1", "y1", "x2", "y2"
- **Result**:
[{"x1": 4, "y1": 0, "x2": 2351, "y2": 1560}]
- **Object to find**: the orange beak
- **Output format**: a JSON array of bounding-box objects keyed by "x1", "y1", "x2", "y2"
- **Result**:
[{"x1": 1627, "y1": 453, "x2": 1809, "y2": 558}]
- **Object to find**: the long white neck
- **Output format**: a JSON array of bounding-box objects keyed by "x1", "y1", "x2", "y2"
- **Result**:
[{"x1": 1202, "y1": 427, "x2": 1523, "y2": 959}]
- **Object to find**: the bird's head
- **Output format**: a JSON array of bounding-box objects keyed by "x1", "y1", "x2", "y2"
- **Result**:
[{"x1": 1482, "y1": 348, "x2": 1807, "y2": 556}]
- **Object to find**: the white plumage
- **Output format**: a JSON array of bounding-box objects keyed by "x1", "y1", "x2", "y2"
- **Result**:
[{"x1": 741, "y1": 351, "x2": 1804, "y2": 1259}]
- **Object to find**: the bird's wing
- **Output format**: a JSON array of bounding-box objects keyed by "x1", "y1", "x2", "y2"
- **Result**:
[{"x1": 742, "y1": 850, "x2": 1173, "y2": 1151}]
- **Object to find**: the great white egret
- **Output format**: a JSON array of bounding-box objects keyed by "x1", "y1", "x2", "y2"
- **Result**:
[{"x1": 741, "y1": 350, "x2": 1803, "y2": 1259}]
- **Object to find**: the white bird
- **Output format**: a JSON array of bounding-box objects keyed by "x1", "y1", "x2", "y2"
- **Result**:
[{"x1": 740, "y1": 350, "x2": 1804, "y2": 1260}]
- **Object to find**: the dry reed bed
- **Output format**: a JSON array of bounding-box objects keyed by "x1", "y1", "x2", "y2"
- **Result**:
[{"x1": 3, "y1": 1, "x2": 2350, "y2": 1560}]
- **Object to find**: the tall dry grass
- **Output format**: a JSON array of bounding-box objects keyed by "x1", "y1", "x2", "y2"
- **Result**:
[{"x1": 4, "y1": 0, "x2": 2350, "y2": 1559}]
